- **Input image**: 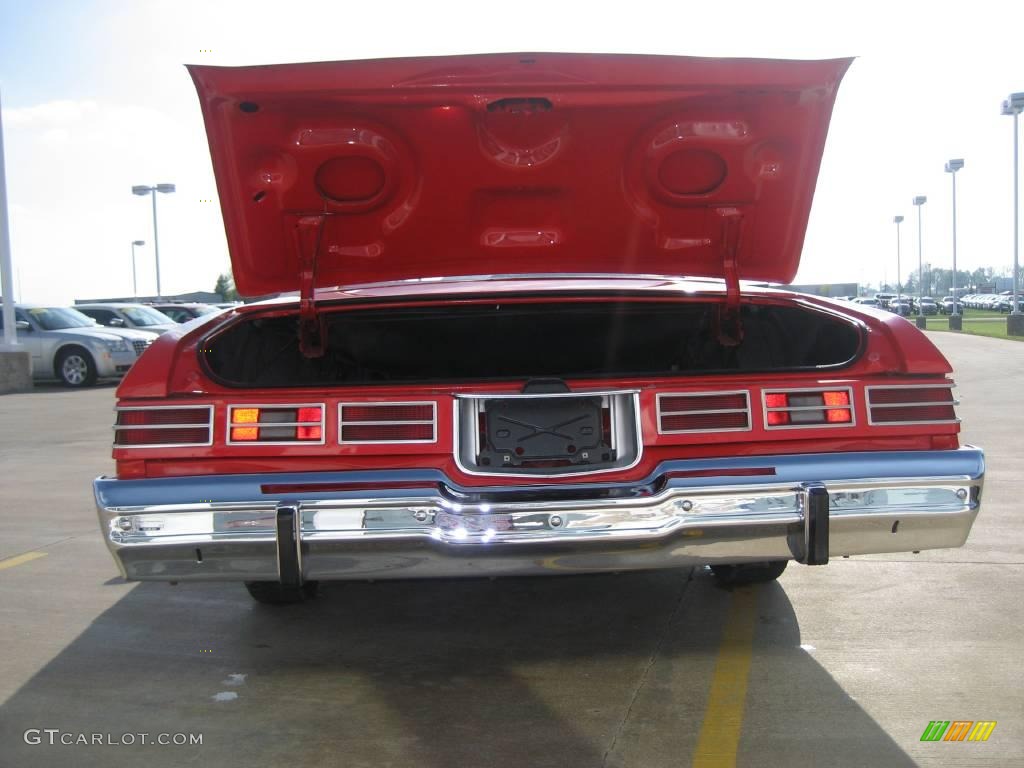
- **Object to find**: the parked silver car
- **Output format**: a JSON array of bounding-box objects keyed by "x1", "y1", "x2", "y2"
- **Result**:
[
  {"x1": 889, "y1": 298, "x2": 913, "y2": 316},
  {"x1": 148, "y1": 302, "x2": 222, "y2": 323},
  {"x1": 2, "y1": 305, "x2": 153, "y2": 386},
  {"x1": 75, "y1": 303, "x2": 179, "y2": 335},
  {"x1": 940, "y1": 296, "x2": 963, "y2": 314}
]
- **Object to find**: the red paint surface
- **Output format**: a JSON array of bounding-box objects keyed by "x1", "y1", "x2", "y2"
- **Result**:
[
  {"x1": 120, "y1": 435, "x2": 945, "y2": 485},
  {"x1": 189, "y1": 53, "x2": 851, "y2": 295},
  {"x1": 260, "y1": 480, "x2": 439, "y2": 495}
]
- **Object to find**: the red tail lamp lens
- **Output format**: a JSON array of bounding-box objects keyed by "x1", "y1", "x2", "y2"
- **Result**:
[
  {"x1": 765, "y1": 393, "x2": 790, "y2": 425},
  {"x1": 867, "y1": 386, "x2": 957, "y2": 425},
  {"x1": 342, "y1": 404, "x2": 434, "y2": 422},
  {"x1": 297, "y1": 407, "x2": 322, "y2": 422},
  {"x1": 342, "y1": 423, "x2": 434, "y2": 442},
  {"x1": 339, "y1": 402, "x2": 436, "y2": 443},
  {"x1": 117, "y1": 427, "x2": 211, "y2": 446},
  {"x1": 296, "y1": 406, "x2": 323, "y2": 440},
  {"x1": 113, "y1": 406, "x2": 213, "y2": 447},
  {"x1": 823, "y1": 391, "x2": 853, "y2": 423},
  {"x1": 117, "y1": 408, "x2": 211, "y2": 426}
]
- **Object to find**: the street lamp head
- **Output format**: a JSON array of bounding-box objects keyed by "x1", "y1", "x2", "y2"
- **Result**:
[
  {"x1": 155, "y1": 183, "x2": 176, "y2": 194},
  {"x1": 131, "y1": 185, "x2": 152, "y2": 196},
  {"x1": 912, "y1": 196, "x2": 927, "y2": 206},
  {"x1": 1001, "y1": 92, "x2": 1024, "y2": 115},
  {"x1": 893, "y1": 215, "x2": 904, "y2": 224},
  {"x1": 945, "y1": 158, "x2": 964, "y2": 173},
  {"x1": 132, "y1": 240, "x2": 145, "y2": 246}
]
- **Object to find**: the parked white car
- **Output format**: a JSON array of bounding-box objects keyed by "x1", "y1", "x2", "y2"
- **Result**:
[{"x1": 75, "y1": 303, "x2": 179, "y2": 335}]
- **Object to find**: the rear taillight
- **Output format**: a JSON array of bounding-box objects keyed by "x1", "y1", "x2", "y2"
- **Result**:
[
  {"x1": 763, "y1": 388, "x2": 854, "y2": 428},
  {"x1": 657, "y1": 391, "x2": 751, "y2": 433},
  {"x1": 114, "y1": 406, "x2": 213, "y2": 447},
  {"x1": 866, "y1": 385, "x2": 958, "y2": 425},
  {"x1": 339, "y1": 401, "x2": 437, "y2": 444},
  {"x1": 227, "y1": 404, "x2": 325, "y2": 444}
]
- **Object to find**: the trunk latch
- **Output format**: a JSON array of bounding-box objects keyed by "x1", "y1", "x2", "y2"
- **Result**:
[{"x1": 293, "y1": 215, "x2": 327, "y2": 358}]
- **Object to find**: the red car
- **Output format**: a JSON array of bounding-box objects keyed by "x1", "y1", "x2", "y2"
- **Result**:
[{"x1": 94, "y1": 53, "x2": 984, "y2": 604}]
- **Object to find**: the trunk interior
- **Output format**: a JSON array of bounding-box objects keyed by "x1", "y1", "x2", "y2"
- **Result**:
[{"x1": 202, "y1": 299, "x2": 863, "y2": 388}]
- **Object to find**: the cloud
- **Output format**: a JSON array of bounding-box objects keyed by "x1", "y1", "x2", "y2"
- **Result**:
[
  {"x1": 4, "y1": 96, "x2": 227, "y2": 304},
  {"x1": 4, "y1": 99, "x2": 100, "y2": 127}
]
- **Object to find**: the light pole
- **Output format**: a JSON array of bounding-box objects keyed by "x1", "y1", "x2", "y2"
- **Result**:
[
  {"x1": 0, "y1": 88, "x2": 19, "y2": 350},
  {"x1": 894, "y1": 215, "x2": 904, "y2": 312},
  {"x1": 132, "y1": 183, "x2": 175, "y2": 299},
  {"x1": 945, "y1": 159, "x2": 964, "y2": 329},
  {"x1": 1003, "y1": 93, "x2": 1024, "y2": 335},
  {"x1": 913, "y1": 196, "x2": 927, "y2": 329},
  {"x1": 130, "y1": 240, "x2": 145, "y2": 297}
]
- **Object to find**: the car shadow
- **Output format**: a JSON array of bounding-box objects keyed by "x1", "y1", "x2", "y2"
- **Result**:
[{"x1": 0, "y1": 570, "x2": 916, "y2": 767}]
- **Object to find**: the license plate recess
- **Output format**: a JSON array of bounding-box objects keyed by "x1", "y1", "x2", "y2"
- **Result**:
[{"x1": 478, "y1": 396, "x2": 615, "y2": 468}]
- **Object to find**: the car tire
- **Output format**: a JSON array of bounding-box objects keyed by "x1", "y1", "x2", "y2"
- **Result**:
[
  {"x1": 56, "y1": 347, "x2": 98, "y2": 387},
  {"x1": 244, "y1": 580, "x2": 319, "y2": 605},
  {"x1": 710, "y1": 560, "x2": 788, "y2": 586}
]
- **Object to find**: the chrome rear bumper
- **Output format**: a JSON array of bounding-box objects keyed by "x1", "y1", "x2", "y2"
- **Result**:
[{"x1": 94, "y1": 448, "x2": 984, "y2": 582}]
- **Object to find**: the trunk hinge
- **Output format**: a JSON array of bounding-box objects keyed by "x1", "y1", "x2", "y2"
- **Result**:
[
  {"x1": 294, "y1": 215, "x2": 327, "y2": 358},
  {"x1": 715, "y1": 208, "x2": 744, "y2": 347}
]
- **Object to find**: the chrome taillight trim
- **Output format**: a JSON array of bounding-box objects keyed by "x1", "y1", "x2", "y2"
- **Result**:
[
  {"x1": 226, "y1": 403, "x2": 327, "y2": 446},
  {"x1": 112, "y1": 405, "x2": 215, "y2": 448},
  {"x1": 338, "y1": 401, "x2": 438, "y2": 445},
  {"x1": 656, "y1": 390, "x2": 752, "y2": 435},
  {"x1": 865, "y1": 384, "x2": 960, "y2": 426},
  {"x1": 761, "y1": 386, "x2": 857, "y2": 430}
]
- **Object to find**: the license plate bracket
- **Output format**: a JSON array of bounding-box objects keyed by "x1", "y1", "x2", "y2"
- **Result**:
[{"x1": 478, "y1": 396, "x2": 615, "y2": 469}]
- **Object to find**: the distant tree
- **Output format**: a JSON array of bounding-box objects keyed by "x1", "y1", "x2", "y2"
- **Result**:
[
  {"x1": 214, "y1": 272, "x2": 239, "y2": 302},
  {"x1": 970, "y1": 268, "x2": 986, "y2": 291},
  {"x1": 904, "y1": 271, "x2": 919, "y2": 294}
]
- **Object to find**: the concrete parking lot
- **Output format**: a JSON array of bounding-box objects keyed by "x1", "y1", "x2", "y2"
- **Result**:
[{"x1": 0, "y1": 332, "x2": 1020, "y2": 767}]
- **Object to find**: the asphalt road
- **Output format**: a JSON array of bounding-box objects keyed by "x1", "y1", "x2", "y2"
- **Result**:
[{"x1": 0, "y1": 332, "x2": 1020, "y2": 767}]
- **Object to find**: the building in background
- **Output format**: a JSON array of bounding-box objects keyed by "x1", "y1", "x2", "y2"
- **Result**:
[
  {"x1": 75, "y1": 291, "x2": 223, "y2": 305},
  {"x1": 784, "y1": 282, "x2": 860, "y2": 298}
]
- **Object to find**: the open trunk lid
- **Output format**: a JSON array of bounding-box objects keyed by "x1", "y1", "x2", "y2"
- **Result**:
[{"x1": 189, "y1": 53, "x2": 851, "y2": 296}]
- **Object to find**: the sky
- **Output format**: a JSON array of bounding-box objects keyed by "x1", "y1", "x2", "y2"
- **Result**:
[{"x1": 0, "y1": 0, "x2": 1022, "y2": 304}]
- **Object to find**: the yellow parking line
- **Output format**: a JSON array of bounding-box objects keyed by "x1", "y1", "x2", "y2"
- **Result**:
[
  {"x1": 0, "y1": 551, "x2": 48, "y2": 571},
  {"x1": 692, "y1": 586, "x2": 757, "y2": 768}
]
